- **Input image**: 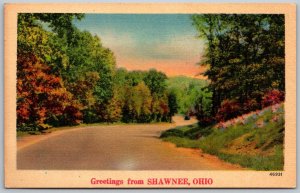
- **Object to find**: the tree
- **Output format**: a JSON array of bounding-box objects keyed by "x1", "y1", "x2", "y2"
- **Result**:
[
  {"x1": 167, "y1": 91, "x2": 178, "y2": 122},
  {"x1": 17, "y1": 53, "x2": 81, "y2": 130},
  {"x1": 65, "y1": 29, "x2": 116, "y2": 105},
  {"x1": 17, "y1": 13, "x2": 85, "y2": 130},
  {"x1": 98, "y1": 95, "x2": 123, "y2": 123},
  {"x1": 18, "y1": 13, "x2": 84, "y2": 72},
  {"x1": 192, "y1": 14, "x2": 285, "y2": 117},
  {"x1": 123, "y1": 82, "x2": 152, "y2": 122},
  {"x1": 126, "y1": 70, "x2": 147, "y2": 86},
  {"x1": 67, "y1": 72, "x2": 100, "y2": 108},
  {"x1": 143, "y1": 69, "x2": 167, "y2": 96},
  {"x1": 17, "y1": 13, "x2": 178, "y2": 129}
]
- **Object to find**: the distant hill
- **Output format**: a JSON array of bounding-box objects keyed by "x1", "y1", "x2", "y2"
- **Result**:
[
  {"x1": 167, "y1": 76, "x2": 208, "y2": 90},
  {"x1": 166, "y1": 76, "x2": 209, "y2": 114}
]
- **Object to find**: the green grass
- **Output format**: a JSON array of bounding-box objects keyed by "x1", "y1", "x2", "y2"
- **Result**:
[
  {"x1": 216, "y1": 145, "x2": 284, "y2": 170},
  {"x1": 17, "y1": 131, "x2": 39, "y2": 137},
  {"x1": 160, "y1": 103, "x2": 285, "y2": 171}
]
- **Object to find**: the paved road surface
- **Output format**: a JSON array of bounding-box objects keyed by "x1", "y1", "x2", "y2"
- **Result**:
[{"x1": 17, "y1": 116, "x2": 241, "y2": 170}]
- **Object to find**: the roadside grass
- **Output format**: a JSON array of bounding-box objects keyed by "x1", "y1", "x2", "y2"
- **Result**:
[
  {"x1": 17, "y1": 131, "x2": 35, "y2": 137},
  {"x1": 216, "y1": 145, "x2": 284, "y2": 170},
  {"x1": 160, "y1": 103, "x2": 284, "y2": 170}
]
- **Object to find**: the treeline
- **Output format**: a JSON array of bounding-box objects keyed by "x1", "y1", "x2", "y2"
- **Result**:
[
  {"x1": 17, "y1": 13, "x2": 177, "y2": 131},
  {"x1": 112, "y1": 69, "x2": 177, "y2": 123},
  {"x1": 192, "y1": 14, "x2": 285, "y2": 124}
]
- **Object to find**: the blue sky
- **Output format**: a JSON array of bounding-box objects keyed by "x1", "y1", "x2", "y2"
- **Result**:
[{"x1": 74, "y1": 14, "x2": 205, "y2": 77}]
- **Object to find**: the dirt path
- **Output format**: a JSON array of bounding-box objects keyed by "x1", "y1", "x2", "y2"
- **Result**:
[{"x1": 17, "y1": 116, "x2": 243, "y2": 170}]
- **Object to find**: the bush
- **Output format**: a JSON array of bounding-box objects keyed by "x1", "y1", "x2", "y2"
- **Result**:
[
  {"x1": 82, "y1": 108, "x2": 99, "y2": 123},
  {"x1": 160, "y1": 129, "x2": 184, "y2": 138},
  {"x1": 198, "y1": 117, "x2": 215, "y2": 127},
  {"x1": 17, "y1": 123, "x2": 52, "y2": 132},
  {"x1": 185, "y1": 125, "x2": 213, "y2": 139},
  {"x1": 216, "y1": 99, "x2": 242, "y2": 122},
  {"x1": 243, "y1": 99, "x2": 260, "y2": 113},
  {"x1": 63, "y1": 105, "x2": 82, "y2": 126},
  {"x1": 261, "y1": 90, "x2": 285, "y2": 107},
  {"x1": 46, "y1": 105, "x2": 82, "y2": 127},
  {"x1": 17, "y1": 123, "x2": 38, "y2": 132}
]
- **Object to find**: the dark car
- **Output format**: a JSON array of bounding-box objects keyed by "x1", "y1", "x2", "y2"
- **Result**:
[{"x1": 184, "y1": 115, "x2": 190, "y2": 120}]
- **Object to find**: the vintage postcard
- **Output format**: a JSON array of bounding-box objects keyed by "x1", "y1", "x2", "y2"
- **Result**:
[{"x1": 4, "y1": 3, "x2": 296, "y2": 188}]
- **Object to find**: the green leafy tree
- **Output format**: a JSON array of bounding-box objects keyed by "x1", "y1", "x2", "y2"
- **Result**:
[
  {"x1": 192, "y1": 14, "x2": 285, "y2": 117},
  {"x1": 167, "y1": 91, "x2": 178, "y2": 121},
  {"x1": 143, "y1": 69, "x2": 167, "y2": 96},
  {"x1": 123, "y1": 82, "x2": 152, "y2": 122}
]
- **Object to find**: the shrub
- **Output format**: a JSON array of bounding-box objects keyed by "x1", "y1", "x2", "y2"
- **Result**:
[
  {"x1": 46, "y1": 105, "x2": 82, "y2": 126},
  {"x1": 82, "y1": 108, "x2": 99, "y2": 123},
  {"x1": 216, "y1": 99, "x2": 242, "y2": 122},
  {"x1": 243, "y1": 99, "x2": 260, "y2": 113},
  {"x1": 198, "y1": 117, "x2": 215, "y2": 127},
  {"x1": 63, "y1": 105, "x2": 82, "y2": 126},
  {"x1": 261, "y1": 90, "x2": 285, "y2": 107},
  {"x1": 185, "y1": 125, "x2": 213, "y2": 139},
  {"x1": 160, "y1": 129, "x2": 184, "y2": 138}
]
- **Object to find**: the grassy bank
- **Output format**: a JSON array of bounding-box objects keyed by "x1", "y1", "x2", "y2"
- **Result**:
[{"x1": 160, "y1": 103, "x2": 284, "y2": 170}]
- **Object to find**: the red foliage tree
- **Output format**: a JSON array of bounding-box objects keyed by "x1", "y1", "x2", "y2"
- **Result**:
[{"x1": 17, "y1": 53, "x2": 81, "y2": 130}]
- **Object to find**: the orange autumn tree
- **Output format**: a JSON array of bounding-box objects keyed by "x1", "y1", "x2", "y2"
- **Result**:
[{"x1": 17, "y1": 53, "x2": 82, "y2": 131}]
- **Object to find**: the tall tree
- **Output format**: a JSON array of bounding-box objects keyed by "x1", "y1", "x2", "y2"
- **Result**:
[
  {"x1": 192, "y1": 14, "x2": 285, "y2": 117},
  {"x1": 17, "y1": 53, "x2": 81, "y2": 130},
  {"x1": 17, "y1": 13, "x2": 84, "y2": 130}
]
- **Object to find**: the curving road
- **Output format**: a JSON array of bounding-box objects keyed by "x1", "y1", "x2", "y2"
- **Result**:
[{"x1": 17, "y1": 116, "x2": 242, "y2": 170}]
